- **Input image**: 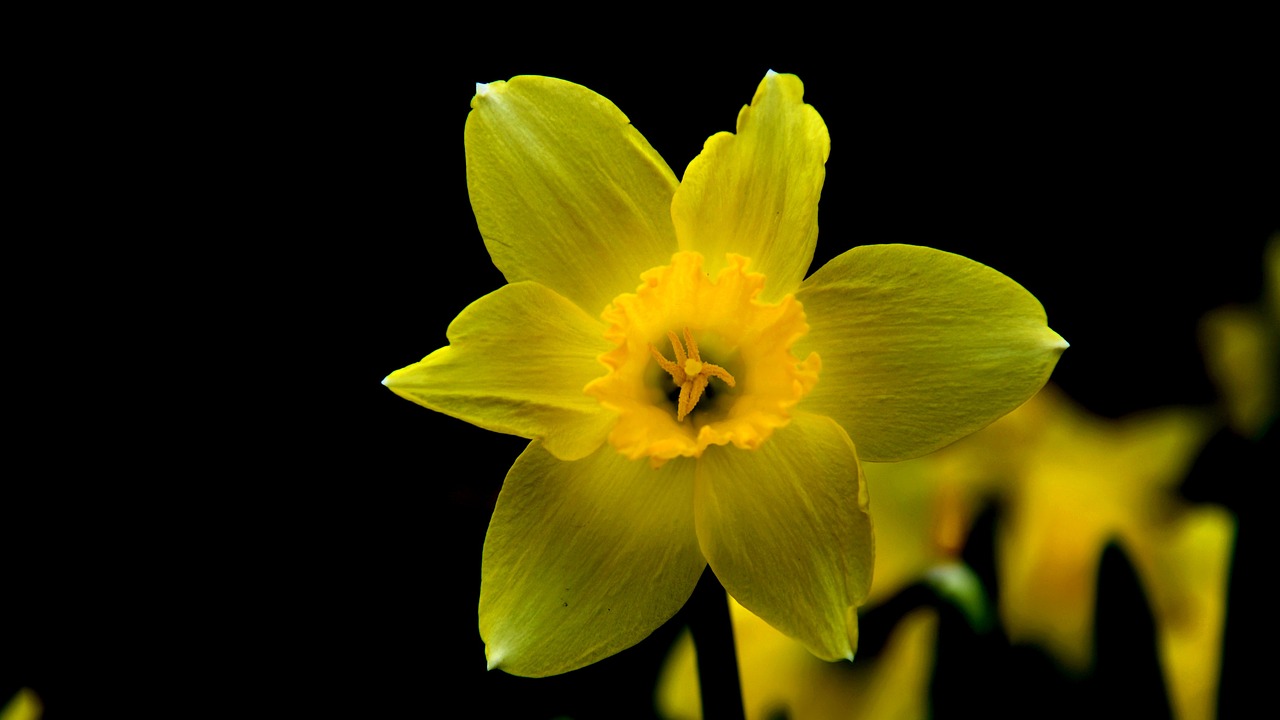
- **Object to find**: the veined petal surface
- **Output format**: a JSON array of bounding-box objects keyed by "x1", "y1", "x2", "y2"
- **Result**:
[
  {"x1": 383, "y1": 281, "x2": 614, "y2": 461},
  {"x1": 694, "y1": 412, "x2": 873, "y2": 661},
  {"x1": 467, "y1": 76, "x2": 680, "y2": 316},
  {"x1": 796, "y1": 244, "x2": 1068, "y2": 462},
  {"x1": 480, "y1": 443, "x2": 705, "y2": 677},
  {"x1": 671, "y1": 71, "x2": 829, "y2": 301}
]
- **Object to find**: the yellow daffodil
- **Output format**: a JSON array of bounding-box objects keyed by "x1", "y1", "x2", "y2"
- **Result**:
[
  {"x1": 659, "y1": 386, "x2": 1233, "y2": 720},
  {"x1": 1, "y1": 689, "x2": 41, "y2": 720},
  {"x1": 384, "y1": 70, "x2": 1066, "y2": 677},
  {"x1": 964, "y1": 388, "x2": 1231, "y2": 720}
]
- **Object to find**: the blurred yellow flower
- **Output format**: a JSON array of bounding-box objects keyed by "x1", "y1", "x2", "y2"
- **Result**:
[
  {"x1": 1198, "y1": 235, "x2": 1279, "y2": 438},
  {"x1": 961, "y1": 387, "x2": 1231, "y2": 720},
  {"x1": 385, "y1": 71, "x2": 1066, "y2": 677},
  {"x1": 1, "y1": 689, "x2": 42, "y2": 720},
  {"x1": 658, "y1": 386, "x2": 1233, "y2": 720},
  {"x1": 658, "y1": 598, "x2": 937, "y2": 720}
]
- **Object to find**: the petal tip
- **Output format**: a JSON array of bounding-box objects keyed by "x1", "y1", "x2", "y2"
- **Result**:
[
  {"x1": 475, "y1": 82, "x2": 491, "y2": 97},
  {"x1": 485, "y1": 647, "x2": 504, "y2": 671},
  {"x1": 1049, "y1": 329, "x2": 1070, "y2": 351}
]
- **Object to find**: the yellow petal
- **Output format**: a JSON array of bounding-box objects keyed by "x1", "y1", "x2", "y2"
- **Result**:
[
  {"x1": 383, "y1": 281, "x2": 614, "y2": 461},
  {"x1": 860, "y1": 458, "x2": 962, "y2": 604},
  {"x1": 466, "y1": 76, "x2": 680, "y2": 315},
  {"x1": 694, "y1": 412, "x2": 873, "y2": 661},
  {"x1": 480, "y1": 442, "x2": 705, "y2": 677},
  {"x1": 796, "y1": 244, "x2": 1068, "y2": 462},
  {"x1": 671, "y1": 71, "x2": 829, "y2": 301},
  {"x1": 1142, "y1": 506, "x2": 1234, "y2": 720}
]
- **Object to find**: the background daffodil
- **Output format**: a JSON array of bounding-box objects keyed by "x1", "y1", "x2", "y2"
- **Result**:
[
  {"x1": 658, "y1": 593, "x2": 940, "y2": 720},
  {"x1": 927, "y1": 387, "x2": 1233, "y2": 720},
  {"x1": 384, "y1": 71, "x2": 1066, "y2": 677},
  {"x1": 655, "y1": 385, "x2": 1234, "y2": 720},
  {"x1": 1197, "y1": 234, "x2": 1279, "y2": 439},
  {"x1": 1, "y1": 690, "x2": 41, "y2": 720}
]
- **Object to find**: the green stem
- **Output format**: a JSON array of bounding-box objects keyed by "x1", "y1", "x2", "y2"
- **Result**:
[{"x1": 686, "y1": 567, "x2": 745, "y2": 720}]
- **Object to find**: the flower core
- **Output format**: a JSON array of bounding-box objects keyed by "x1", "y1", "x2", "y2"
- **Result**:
[
  {"x1": 586, "y1": 252, "x2": 820, "y2": 465},
  {"x1": 649, "y1": 327, "x2": 737, "y2": 422}
]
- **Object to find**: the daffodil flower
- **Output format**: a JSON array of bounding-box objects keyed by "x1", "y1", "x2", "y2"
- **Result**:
[
  {"x1": 658, "y1": 386, "x2": 1234, "y2": 720},
  {"x1": 384, "y1": 71, "x2": 1067, "y2": 677},
  {"x1": 889, "y1": 386, "x2": 1231, "y2": 720}
]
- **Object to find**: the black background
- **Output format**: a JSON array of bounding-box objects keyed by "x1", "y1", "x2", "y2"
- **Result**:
[{"x1": 4, "y1": 25, "x2": 1275, "y2": 719}]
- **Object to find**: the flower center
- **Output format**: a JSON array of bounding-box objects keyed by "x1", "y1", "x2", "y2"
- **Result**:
[
  {"x1": 585, "y1": 251, "x2": 821, "y2": 466},
  {"x1": 649, "y1": 327, "x2": 737, "y2": 422}
]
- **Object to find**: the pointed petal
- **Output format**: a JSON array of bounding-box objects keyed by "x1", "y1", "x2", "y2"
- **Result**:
[
  {"x1": 467, "y1": 76, "x2": 680, "y2": 315},
  {"x1": 694, "y1": 412, "x2": 873, "y2": 661},
  {"x1": 796, "y1": 244, "x2": 1068, "y2": 462},
  {"x1": 672, "y1": 71, "x2": 829, "y2": 300},
  {"x1": 480, "y1": 443, "x2": 705, "y2": 677},
  {"x1": 384, "y1": 281, "x2": 614, "y2": 461}
]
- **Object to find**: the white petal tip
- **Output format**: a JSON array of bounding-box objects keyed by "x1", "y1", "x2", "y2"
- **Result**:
[
  {"x1": 475, "y1": 82, "x2": 491, "y2": 98},
  {"x1": 381, "y1": 375, "x2": 391, "y2": 387},
  {"x1": 485, "y1": 649, "x2": 503, "y2": 671},
  {"x1": 765, "y1": 69, "x2": 779, "y2": 78}
]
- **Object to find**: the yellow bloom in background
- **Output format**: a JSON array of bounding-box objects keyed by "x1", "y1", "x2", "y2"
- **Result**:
[
  {"x1": 964, "y1": 387, "x2": 1231, "y2": 720},
  {"x1": 384, "y1": 71, "x2": 1066, "y2": 677},
  {"x1": 884, "y1": 386, "x2": 1232, "y2": 720},
  {"x1": 659, "y1": 598, "x2": 938, "y2": 720},
  {"x1": 657, "y1": 385, "x2": 1232, "y2": 720},
  {"x1": 1, "y1": 689, "x2": 42, "y2": 720},
  {"x1": 1198, "y1": 235, "x2": 1279, "y2": 438}
]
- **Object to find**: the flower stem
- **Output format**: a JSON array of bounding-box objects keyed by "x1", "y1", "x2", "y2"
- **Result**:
[{"x1": 687, "y1": 567, "x2": 745, "y2": 720}]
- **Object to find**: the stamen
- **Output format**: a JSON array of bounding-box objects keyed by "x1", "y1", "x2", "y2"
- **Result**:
[{"x1": 650, "y1": 327, "x2": 736, "y2": 421}]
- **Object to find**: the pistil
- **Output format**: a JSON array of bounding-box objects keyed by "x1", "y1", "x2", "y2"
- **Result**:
[{"x1": 650, "y1": 327, "x2": 736, "y2": 421}]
